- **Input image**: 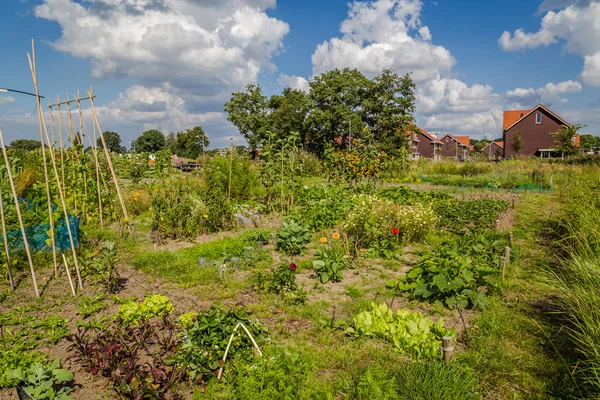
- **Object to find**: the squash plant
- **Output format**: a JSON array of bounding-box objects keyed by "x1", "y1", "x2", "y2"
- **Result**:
[
  {"x1": 396, "y1": 245, "x2": 496, "y2": 310},
  {"x1": 275, "y1": 220, "x2": 311, "y2": 256},
  {"x1": 6, "y1": 358, "x2": 74, "y2": 400}
]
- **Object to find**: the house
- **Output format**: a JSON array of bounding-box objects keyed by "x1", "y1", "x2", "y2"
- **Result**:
[
  {"x1": 440, "y1": 134, "x2": 470, "y2": 160},
  {"x1": 406, "y1": 130, "x2": 420, "y2": 160},
  {"x1": 481, "y1": 141, "x2": 504, "y2": 160},
  {"x1": 502, "y1": 104, "x2": 580, "y2": 158},
  {"x1": 415, "y1": 129, "x2": 442, "y2": 161}
]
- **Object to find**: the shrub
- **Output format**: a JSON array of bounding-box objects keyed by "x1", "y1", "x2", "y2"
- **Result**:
[
  {"x1": 276, "y1": 220, "x2": 311, "y2": 256},
  {"x1": 204, "y1": 154, "x2": 259, "y2": 200},
  {"x1": 251, "y1": 263, "x2": 307, "y2": 304}
]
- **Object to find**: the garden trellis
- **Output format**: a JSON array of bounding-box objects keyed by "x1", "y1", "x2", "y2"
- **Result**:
[{"x1": 0, "y1": 40, "x2": 132, "y2": 298}]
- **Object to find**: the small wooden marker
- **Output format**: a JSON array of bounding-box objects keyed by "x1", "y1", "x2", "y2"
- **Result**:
[{"x1": 441, "y1": 336, "x2": 454, "y2": 364}]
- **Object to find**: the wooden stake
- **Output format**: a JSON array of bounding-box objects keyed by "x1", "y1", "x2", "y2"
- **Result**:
[
  {"x1": 217, "y1": 322, "x2": 262, "y2": 380},
  {"x1": 441, "y1": 336, "x2": 454, "y2": 364},
  {"x1": 76, "y1": 91, "x2": 103, "y2": 227},
  {"x1": 54, "y1": 95, "x2": 67, "y2": 197},
  {"x1": 62, "y1": 254, "x2": 76, "y2": 296},
  {"x1": 228, "y1": 137, "x2": 233, "y2": 202},
  {"x1": 28, "y1": 43, "x2": 83, "y2": 291},
  {"x1": 499, "y1": 255, "x2": 506, "y2": 280},
  {"x1": 87, "y1": 88, "x2": 132, "y2": 236},
  {"x1": 0, "y1": 190, "x2": 14, "y2": 290},
  {"x1": 0, "y1": 128, "x2": 39, "y2": 298},
  {"x1": 28, "y1": 40, "x2": 58, "y2": 278}
]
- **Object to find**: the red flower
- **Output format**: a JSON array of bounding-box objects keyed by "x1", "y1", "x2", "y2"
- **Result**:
[
  {"x1": 289, "y1": 263, "x2": 297, "y2": 271},
  {"x1": 90, "y1": 366, "x2": 98, "y2": 375},
  {"x1": 392, "y1": 227, "x2": 399, "y2": 235}
]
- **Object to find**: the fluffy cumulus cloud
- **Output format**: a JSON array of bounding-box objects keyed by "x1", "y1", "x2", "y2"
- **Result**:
[
  {"x1": 278, "y1": 74, "x2": 310, "y2": 92},
  {"x1": 506, "y1": 80, "x2": 582, "y2": 108},
  {"x1": 307, "y1": 0, "x2": 505, "y2": 136},
  {"x1": 34, "y1": 0, "x2": 289, "y2": 145},
  {"x1": 499, "y1": 1, "x2": 600, "y2": 86}
]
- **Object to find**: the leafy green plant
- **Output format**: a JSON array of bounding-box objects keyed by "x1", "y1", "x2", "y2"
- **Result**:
[
  {"x1": 30, "y1": 316, "x2": 70, "y2": 345},
  {"x1": 6, "y1": 358, "x2": 74, "y2": 400},
  {"x1": 275, "y1": 220, "x2": 311, "y2": 256},
  {"x1": 251, "y1": 263, "x2": 307, "y2": 304},
  {"x1": 170, "y1": 303, "x2": 267, "y2": 383},
  {"x1": 434, "y1": 199, "x2": 509, "y2": 233},
  {"x1": 395, "y1": 239, "x2": 498, "y2": 310},
  {"x1": 78, "y1": 294, "x2": 106, "y2": 318},
  {"x1": 86, "y1": 241, "x2": 119, "y2": 293},
  {"x1": 117, "y1": 294, "x2": 174, "y2": 325},
  {"x1": 346, "y1": 302, "x2": 455, "y2": 359},
  {"x1": 313, "y1": 234, "x2": 349, "y2": 283},
  {"x1": 0, "y1": 350, "x2": 47, "y2": 388}
]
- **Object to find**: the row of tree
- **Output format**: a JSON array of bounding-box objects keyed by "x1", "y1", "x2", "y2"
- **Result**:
[{"x1": 224, "y1": 68, "x2": 416, "y2": 157}]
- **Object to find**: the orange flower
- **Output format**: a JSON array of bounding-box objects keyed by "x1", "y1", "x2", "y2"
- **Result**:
[
  {"x1": 320, "y1": 237, "x2": 327, "y2": 243},
  {"x1": 332, "y1": 232, "x2": 340, "y2": 240}
]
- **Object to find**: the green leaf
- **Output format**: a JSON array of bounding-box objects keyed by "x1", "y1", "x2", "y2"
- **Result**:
[
  {"x1": 413, "y1": 283, "x2": 432, "y2": 298},
  {"x1": 432, "y1": 275, "x2": 449, "y2": 291},
  {"x1": 53, "y1": 369, "x2": 74, "y2": 382}
]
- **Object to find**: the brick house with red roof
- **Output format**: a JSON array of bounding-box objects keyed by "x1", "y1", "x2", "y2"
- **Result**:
[
  {"x1": 481, "y1": 141, "x2": 504, "y2": 160},
  {"x1": 440, "y1": 134, "x2": 470, "y2": 160},
  {"x1": 502, "y1": 104, "x2": 580, "y2": 158},
  {"x1": 416, "y1": 129, "x2": 442, "y2": 161}
]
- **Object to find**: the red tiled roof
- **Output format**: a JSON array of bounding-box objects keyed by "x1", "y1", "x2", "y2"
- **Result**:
[
  {"x1": 419, "y1": 128, "x2": 443, "y2": 144},
  {"x1": 494, "y1": 141, "x2": 504, "y2": 148},
  {"x1": 454, "y1": 135, "x2": 470, "y2": 146},
  {"x1": 503, "y1": 110, "x2": 530, "y2": 131}
]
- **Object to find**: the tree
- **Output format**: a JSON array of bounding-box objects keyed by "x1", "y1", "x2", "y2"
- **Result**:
[
  {"x1": 173, "y1": 126, "x2": 210, "y2": 159},
  {"x1": 133, "y1": 129, "x2": 165, "y2": 153},
  {"x1": 580, "y1": 134, "x2": 597, "y2": 152},
  {"x1": 551, "y1": 124, "x2": 587, "y2": 156},
  {"x1": 9, "y1": 139, "x2": 44, "y2": 151},
  {"x1": 510, "y1": 130, "x2": 524, "y2": 157},
  {"x1": 307, "y1": 68, "x2": 370, "y2": 155},
  {"x1": 266, "y1": 88, "x2": 311, "y2": 145},
  {"x1": 165, "y1": 132, "x2": 176, "y2": 154},
  {"x1": 362, "y1": 69, "x2": 415, "y2": 156},
  {"x1": 224, "y1": 84, "x2": 268, "y2": 155},
  {"x1": 97, "y1": 131, "x2": 125, "y2": 153}
]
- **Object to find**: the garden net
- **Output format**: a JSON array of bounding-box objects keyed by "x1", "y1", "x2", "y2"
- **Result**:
[{"x1": 1, "y1": 214, "x2": 80, "y2": 253}]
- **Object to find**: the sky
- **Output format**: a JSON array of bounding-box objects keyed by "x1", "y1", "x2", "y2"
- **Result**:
[{"x1": 1, "y1": 0, "x2": 600, "y2": 149}]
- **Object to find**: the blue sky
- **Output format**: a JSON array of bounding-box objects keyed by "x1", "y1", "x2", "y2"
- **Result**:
[{"x1": 1, "y1": 0, "x2": 599, "y2": 148}]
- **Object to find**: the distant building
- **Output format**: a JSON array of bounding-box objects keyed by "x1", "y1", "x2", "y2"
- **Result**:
[
  {"x1": 502, "y1": 104, "x2": 580, "y2": 158},
  {"x1": 481, "y1": 141, "x2": 504, "y2": 161},
  {"x1": 416, "y1": 129, "x2": 442, "y2": 161},
  {"x1": 440, "y1": 134, "x2": 470, "y2": 160}
]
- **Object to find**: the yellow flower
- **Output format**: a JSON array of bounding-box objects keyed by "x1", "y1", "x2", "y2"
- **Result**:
[
  {"x1": 320, "y1": 237, "x2": 327, "y2": 243},
  {"x1": 332, "y1": 232, "x2": 340, "y2": 240}
]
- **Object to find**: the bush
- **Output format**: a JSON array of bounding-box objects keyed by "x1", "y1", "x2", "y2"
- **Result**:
[
  {"x1": 251, "y1": 263, "x2": 306, "y2": 304},
  {"x1": 276, "y1": 220, "x2": 311, "y2": 256},
  {"x1": 204, "y1": 154, "x2": 259, "y2": 200}
]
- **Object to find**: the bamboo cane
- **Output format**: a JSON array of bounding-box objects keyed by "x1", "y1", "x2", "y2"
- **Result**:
[
  {"x1": 0, "y1": 128, "x2": 39, "y2": 297},
  {"x1": 28, "y1": 42, "x2": 58, "y2": 278},
  {"x1": 0, "y1": 189, "x2": 14, "y2": 290},
  {"x1": 65, "y1": 95, "x2": 85, "y2": 219},
  {"x1": 87, "y1": 88, "x2": 132, "y2": 236},
  {"x1": 61, "y1": 254, "x2": 76, "y2": 296},
  {"x1": 76, "y1": 91, "x2": 103, "y2": 227},
  {"x1": 56, "y1": 97, "x2": 78, "y2": 215},
  {"x1": 54, "y1": 95, "x2": 67, "y2": 197},
  {"x1": 27, "y1": 45, "x2": 83, "y2": 291},
  {"x1": 228, "y1": 137, "x2": 233, "y2": 202}
]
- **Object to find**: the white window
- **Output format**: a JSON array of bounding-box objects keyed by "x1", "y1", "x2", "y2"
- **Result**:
[
  {"x1": 536, "y1": 113, "x2": 542, "y2": 124},
  {"x1": 571, "y1": 136, "x2": 576, "y2": 142},
  {"x1": 446, "y1": 137, "x2": 449, "y2": 142}
]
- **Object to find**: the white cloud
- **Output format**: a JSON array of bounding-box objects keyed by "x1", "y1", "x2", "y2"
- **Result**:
[
  {"x1": 278, "y1": 74, "x2": 310, "y2": 92},
  {"x1": 35, "y1": 0, "x2": 289, "y2": 144},
  {"x1": 0, "y1": 96, "x2": 16, "y2": 104},
  {"x1": 506, "y1": 80, "x2": 582, "y2": 107},
  {"x1": 311, "y1": 0, "x2": 455, "y2": 82},
  {"x1": 499, "y1": 1, "x2": 600, "y2": 86}
]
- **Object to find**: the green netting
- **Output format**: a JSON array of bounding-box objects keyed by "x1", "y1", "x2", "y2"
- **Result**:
[{"x1": 1, "y1": 214, "x2": 80, "y2": 253}]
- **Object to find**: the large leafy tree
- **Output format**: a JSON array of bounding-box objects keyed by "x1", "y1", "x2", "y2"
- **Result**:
[
  {"x1": 97, "y1": 131, "x2": 125, "y2": 153},
  {"x1": 266, "y1": 88, "x2": 311, "y2": 145},
  {"x1": 173, "y1": 126, "x2": 210, "y2": 159},
  {"x1": 133, "y1": 129, "x2": 165, "y2": 153},
  {"x1": 9, "y1": 139, "x2": 44, "y2": 151},
  {"x1": 552, "y1": 124, "x2": 587, "y2": 156},
  {"x1": 362, "y1": 69, "x2": 415, "y2": 156},
  {"x1": 224, "y1": 84, "x2": 268, "y2": 154},
  {"x1": 306, "y1": 68, "x2": 369, "y2": 155}
]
